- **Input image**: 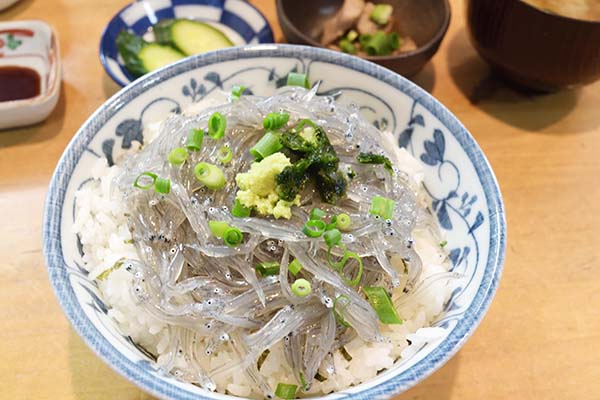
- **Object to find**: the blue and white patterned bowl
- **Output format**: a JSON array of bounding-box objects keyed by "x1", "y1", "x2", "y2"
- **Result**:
[
  {"x1": 99, "y1": 0, "x2": 274, "y2": 87},
  {"x1": 44, "y1": 44, "x2": 506, "y2": 399}
]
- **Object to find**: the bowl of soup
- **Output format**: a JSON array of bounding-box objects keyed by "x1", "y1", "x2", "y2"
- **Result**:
[{"x1": 465, "y1": 0, "x2": 600, "y2": 91}]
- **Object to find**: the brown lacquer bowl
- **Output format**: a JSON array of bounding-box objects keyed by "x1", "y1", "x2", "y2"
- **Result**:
[
  {"x1": 465, "y1": 0, "x2": 600, "y2": 91},
  {"x1": 276, "y1": 0, "x2": 451, "y2": 76}
]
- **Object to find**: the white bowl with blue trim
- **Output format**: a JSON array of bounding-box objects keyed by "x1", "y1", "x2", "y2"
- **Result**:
[
  {"x1": 44, "y1": 44, "x2": 506, "y2": 399},
  {"x1": 99, "y1": 0, "x2": 274, "y2": 87}
]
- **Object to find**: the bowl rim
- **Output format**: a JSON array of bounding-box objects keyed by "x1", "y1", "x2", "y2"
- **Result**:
[
  {"x1": 43, "y1": 43, "x2": 506, "y2": 400},
  {"x1": 98, "y1": 0, "x2": 275, "y2": 87},
  {"x1": 275, "y1": 0, "x2": 452, "y2": 62},
  {"x1": 514, "y1": 0, "x2": 600, "y2": 25}
]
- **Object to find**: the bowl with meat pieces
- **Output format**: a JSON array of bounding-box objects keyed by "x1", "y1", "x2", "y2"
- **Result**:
[{"x1": 276, "y1": 0, "x2": 451, "y2": 76}]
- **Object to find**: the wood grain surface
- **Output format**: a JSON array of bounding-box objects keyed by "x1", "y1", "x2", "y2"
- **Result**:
[{"x1": 1, "y1": 0, "x2": 599, "y2": 399}]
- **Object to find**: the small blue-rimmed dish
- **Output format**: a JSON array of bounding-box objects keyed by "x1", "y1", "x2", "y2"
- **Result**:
[
  {"x1": 44, "y1": 44, "x2": 506, "y2": 400},
  {"x1": 99, "y1": 0, "x2": 274, "y2": 87}
]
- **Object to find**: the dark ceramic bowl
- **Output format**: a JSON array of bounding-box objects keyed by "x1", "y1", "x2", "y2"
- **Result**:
[
  {"x1": 276, "y1": 0, "x2": 451, "y2": 76},
  {"x1": 466, "y1": 0, "x2": 600, "y2": 91}
]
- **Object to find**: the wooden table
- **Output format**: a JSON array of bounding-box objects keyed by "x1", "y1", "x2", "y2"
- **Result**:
[{"x1": 1, "y1": 0, "x2": 599, "y2": 399}]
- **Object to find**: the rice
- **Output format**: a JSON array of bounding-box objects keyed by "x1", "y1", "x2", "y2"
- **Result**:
[{"x1": 73, "y1": 112, "x2": 454, "y2": 398}]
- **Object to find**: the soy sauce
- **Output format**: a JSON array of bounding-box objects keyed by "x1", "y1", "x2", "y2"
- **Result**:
[{"x1": 0, "y1": 66, "x2": 41, "y2": 102}]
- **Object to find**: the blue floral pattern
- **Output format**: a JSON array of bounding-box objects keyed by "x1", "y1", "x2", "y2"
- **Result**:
[{"x1": 44, "y1": 45, "x2": 505, "y2": 400}]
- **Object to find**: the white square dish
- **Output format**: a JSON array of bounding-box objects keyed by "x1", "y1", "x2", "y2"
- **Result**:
[{"x1": 0, "y1": 20, "x2": 61, "y2": 130}]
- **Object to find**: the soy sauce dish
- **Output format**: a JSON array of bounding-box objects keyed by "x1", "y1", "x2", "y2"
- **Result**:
[
  {"x1": 100, "y1": 0, "x2": 274, "y2": 87},
  {"x1": 0, "y1": 20, "x2": 61, "y2": 130},
  {"x1": 44, "y1": 45, "x2": 505, "y2": 399}
]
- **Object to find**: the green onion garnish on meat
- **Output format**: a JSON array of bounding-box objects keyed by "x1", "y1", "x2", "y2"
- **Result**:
[{"x1": 370, "y1": 4, "x2": 393, "y2": 25}]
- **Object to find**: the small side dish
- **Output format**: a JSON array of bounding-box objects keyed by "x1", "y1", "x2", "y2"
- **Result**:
[
  {"x1": 118, "y1": 19, "x2": 234, "y2": 77},
  {"x1": 321, "y1": 0, "x2": 416, "y2": 56},
  {"x1": 100, "y1": 0, "x2": 275, "y2": 86},
  {"x1": 0, "y1": 20, "x2": 61, "y2": 130}
]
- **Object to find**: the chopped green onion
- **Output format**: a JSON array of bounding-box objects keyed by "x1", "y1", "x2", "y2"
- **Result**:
[
  {"x1": 360, "y1": 31, "x2": 401, "y2": 57},
  {"x1": 440, "y1": 240, "x2": 448, "y2": 248},
  {"x1": 339, "y1": 38, "x2": 357, "y2": 54},
  {"x1": 186, "y1": 128, "x2": 204, "y2": 151},
  {"x1": 217, "y1": 145, "x2": 233, "y2": 164},
  {"x1": 256, "y1": 261, "x2": 280, "y2": 277},
  {"x1": 370, "y1": 3, "x2": 393, "y2": 25},
  {"x1": 208, "y1": 112, "x2": 226, "y2": 140},
  {"x1": 232, "y1": 198, "x2": 251, "y2": 218},
  {"x1": 154, "y1": 177, "x2": 171, "y2": 194},
  {"x1": 324, "y1": 228, "x2": 342, "y2": 247},
  {"x1": 346, "y1": 29, "x2": 358, "y2": 42},
  {"x1": 288, "y1": 259, "x2": 303, "y2": 276},
  {"x1": 223, "y1": 226, "x2": 243, "y2": 247},
  {"x1": 168, "y1": 147, "x2": 188, "y2": 165},
  {"x1": 275, "y1": 382, "x2": 298, "y2": 399},
  {"x1": 309, "y1": 207, "x2": 326, "y2": 220},
  {"x1": 327, "y1": 243, "x2": 348, "y2": 270},
  {"x1": 325, "y1": 215, "x2": 337, "y2": 231},
  {"x1": 231, "y1": 85, "x2": 245, "y2": 100},
  {"x1": 299, "y1": 372, "x2": 308, "y2": 391},
  {"x1": 333, "y1": 295, "x2": 350, "y2": 327},
  {"x1": 133, "y1": 172, "x2": 157, "y2": 190},
  {"x1": 208, "y1": 220, "x2": 229, "y2": 238},
  {"x1": 263, "y1": 112, "x2": 290, "y2": 130},
  {"x1": 340, "y1": 251, "x2": 363, "y2": 286},
  {"x1": 336, "y1": 213, "x2": 351, "y2": 231},
  {"x1": 363, "y1": 286, "x2": 403, "y2": 324},
  {"x1": 194, "y1": 162, "x2": 226, "y2": 190},
  {"x1": 369, "y1": 195, "x2": 396, "y2": 219},
  {"x1": 303, "y1": 219, "x2": 326, "y2": 238},
  {"x1": 291, "y1": 278, "x2": 312, "y2": 297},
  {"x1": 249, "y1": 131, "x2": 283, "y2": 161},
  {"x1": 286, "y1": 72, "x2": 309, "y2": 89}
]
